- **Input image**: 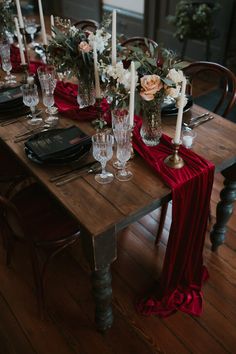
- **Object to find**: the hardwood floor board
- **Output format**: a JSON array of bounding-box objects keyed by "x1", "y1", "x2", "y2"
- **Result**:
[
  {"x1": 0, "y1": 293, "x2": 35, "y2": 354},
  {"x1": 0, "y1": 249, "x2": 85, "y2": 354},
  {"x1": 195, "y1": 300, "x2": 236, "y2": 353},
  {"x1": 46, "y1": 252, "x2": 159, "y2": 354}
]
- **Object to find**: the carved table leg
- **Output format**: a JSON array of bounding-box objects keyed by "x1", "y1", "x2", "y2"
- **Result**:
[
  {"x1": 81, "y1": 226, "x2": 117, "y2": 331},
  {"x1": 210, "y1": 165, "x2": 236, "y2": 251},
  {"x1": 91, "y1": 266, "x2": 113, "y2": 332}
]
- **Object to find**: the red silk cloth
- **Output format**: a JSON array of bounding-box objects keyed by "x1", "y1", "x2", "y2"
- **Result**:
[{"x1": 133, "y1": 117, "x2": 214, "y2": 317}]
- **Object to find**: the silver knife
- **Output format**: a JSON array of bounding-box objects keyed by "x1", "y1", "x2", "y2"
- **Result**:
[
  {"x1": 50, "y1": 160, "x2": 97, "y2": 182},
  {"x1": 55, "y1": 162, "x2": 100, "y2": 186}
]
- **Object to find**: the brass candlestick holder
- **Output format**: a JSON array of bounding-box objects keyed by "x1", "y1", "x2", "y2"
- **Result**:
[
  {"x1": 20, "y1": 63, "x2": 29, "y2": 83},
  {"x1": 20, "y1": 28, "x2": 30, "y2": 66},
  {"x1": 164, "y1": 141, "x2": 185, "y2": 169},
  {"x1": 92, "y1": 98, "x2": 108, "y2": 132},
  {"x1": 43, "y1": 44, "x2": 48, "y2": 64}
]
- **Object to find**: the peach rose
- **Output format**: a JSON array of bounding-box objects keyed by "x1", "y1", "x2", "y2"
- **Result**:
[
  {"x1": 140, "y1": 74, "x2": 163, "y2": 101},
  {"x1": 78, "y1": 41, "x2": 92, "y2": 53}
]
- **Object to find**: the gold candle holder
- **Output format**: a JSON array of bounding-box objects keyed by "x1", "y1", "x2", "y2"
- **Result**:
[
  {"x1": 164, "y1": 141, "x2": 185, "y2": 169},
  {"x1": 20, "y1": 28, "x2": 30, "y2": 66},
  {"x1": 43, "y1": 44, "x2": 48, "y2": 63},
  {"x1": 20, "y1": 63, "x2": 29, "y2": 83}
]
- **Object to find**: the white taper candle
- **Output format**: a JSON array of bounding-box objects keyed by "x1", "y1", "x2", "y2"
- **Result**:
[
  {"x1": 174, "y1": 77, "x2": 187, "y2": 144},
  {"x1": 15, "y1": 0, "x2": 24, "y2": 28},
  {"x1": 111, "y1": 10, "x2": 117, "y2": 66},
  {"x1": 93, "y1": 43, "x2": 101, "y2": 99},
  {"x1": 38, "y1": 0, "x2": 47, "y2": 45},
  {"x1": 50, "y1": 14, "x2": 55, "y2": 38},
  {"x1": 129, "y1": 61, "x2": 136, "y2": 127},
  {"x1": 14, "y1": 17, "x2": 25, "y2": 64}
]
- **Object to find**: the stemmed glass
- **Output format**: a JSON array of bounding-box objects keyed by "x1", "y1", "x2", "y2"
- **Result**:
[
  {"x1": 113, "y1": 128, "x2": 133, "y2": 181},
  {"x1": 0, "y1": 43, "x2": 16, "y2": 85},
  {"x1": 92, "y1": 132, "x2": 114, "y2": 184},
  {"x1": 21, "y1": 83, "x2": 42, "y2": 125},
  {"x1": 37, "y1": 65, "x2": 58, "y2": 125},
  {"x1": 25, "y1": 18, "x2": 38, "y2": 48},
  {"x1": 111, "y1": 107, "x2": 130, "y2": 169}
]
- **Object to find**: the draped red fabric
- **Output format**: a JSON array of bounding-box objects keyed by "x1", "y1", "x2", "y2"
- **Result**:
[
  {"x1": 8, "y1": 44, "x2": 44, "y2": 74},
  {"x1": 133, "y1": 117, "x2": 214, "y2": 317},
  {"x1": 54, "y1": 81, "x2": 111, "y2": 123}
]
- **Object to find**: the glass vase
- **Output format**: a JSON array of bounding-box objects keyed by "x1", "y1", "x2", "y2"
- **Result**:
[
  {"x1": 77, "y1": 78, "x2": 95, "y2": 108},
  {"x1": 140, "y1": 97, "x2": 163, "y2": 146}
]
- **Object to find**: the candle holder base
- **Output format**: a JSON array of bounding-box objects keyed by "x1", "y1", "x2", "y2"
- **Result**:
[
  {"x1": 20, "y1": 63, "x2": 29, "y2": 84},
  {"x1": 20, "y1": 27, "x2": 30, "y2": 66},
  {"x1": 164, "y1": 141, "x2": 185, "y2": 169}
]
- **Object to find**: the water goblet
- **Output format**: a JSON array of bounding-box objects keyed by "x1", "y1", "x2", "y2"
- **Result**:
[
  {"x1": 113, "y1": 128, "x2": 133, "y2": 182},
  {"x1": 0, "y1": 43, "x2": 16, "y2": 85},
  {"x1": 25, "y1": 18, "x2": 38, "y2": 48},
  {"x1": 21, "y1": 83, "x2": 42, "y2": 125},
  {"x1": 92, "y1": 132, "x2": 114, "y2": 184}
]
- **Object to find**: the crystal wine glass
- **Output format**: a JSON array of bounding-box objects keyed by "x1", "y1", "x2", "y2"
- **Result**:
[
  {"x1": 0, "y1": 43, "x2": 16, "y2": 85},
  {"x1": 113, "y1": 128, "x2": 133, "y2": 181},
  {"x1": 37, "y1": 65, "x2": 58, "y2": 125},
  {"x1": 25, "y1": 18, "x2": 38, "y2": 48},
  {"x1": 21, "y1": 83, "x2": 42, "y2": 125},
  {"x1": 92, "y1": 132, "x2": 114, "y2": 184},
  {"x1": 111, "y1": 107, "x2": 130, "y2": 169}
]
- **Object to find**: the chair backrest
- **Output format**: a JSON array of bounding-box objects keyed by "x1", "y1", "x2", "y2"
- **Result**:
[
  {"x1": 73, "y1": 19, "x2": 99, "y2": 32},
  {"x1": 183, "y1": 61, "x2": 236, "y2": 117},
  {"x1": 121, "y1": 37, "x2": 158, "y2": 52}
]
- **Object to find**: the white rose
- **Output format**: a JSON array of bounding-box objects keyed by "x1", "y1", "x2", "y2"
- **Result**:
[{"x1": 167, "y1": 69, "x2": 185, "y2": 84}]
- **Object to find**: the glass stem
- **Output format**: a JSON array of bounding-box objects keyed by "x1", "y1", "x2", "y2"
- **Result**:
[
  {"x1": 30, "y1": 106, "x2": 36, "y2": 120},
  {"x1": 101, "y1": 161, "x2": 106, "y2": 175}
]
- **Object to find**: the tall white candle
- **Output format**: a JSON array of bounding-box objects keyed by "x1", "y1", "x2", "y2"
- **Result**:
[
  {"x1": 174, "y1": 77, "x2": 187, "y2": 144},
  {"x1": 14, "y1": 17, "x2": 25, "y2": 64},
  {"x1": 129, "y1": 61, "x2": 136, "y2": 127},
  {"x1": 15, "y1": 0, "x2": 24, "y2": 28},
  {"x1": 93, "y1": 43, "x2": 101, "y2": 99},
  {"x1": 50, "y1": 14, "x2": 55, "y2": 38},
  {"x1": 111, "y1": 10, "x2": 117, "y2": 66},
  {"x1": 38, "y1": 0, "x2": 47, "y2": 45}
]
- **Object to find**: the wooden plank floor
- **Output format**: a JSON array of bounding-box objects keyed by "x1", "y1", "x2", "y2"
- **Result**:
[{"x1": 0, "y1": 173, "x2": 235, "y2": 354}]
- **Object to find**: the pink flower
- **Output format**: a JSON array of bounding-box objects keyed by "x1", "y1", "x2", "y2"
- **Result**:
[
  {"x1": 78, "y1": 41, "x2": 92, "y2": 53},
  {"x1": 140, "y1": 74, "x2": 163, "y2": 101}
]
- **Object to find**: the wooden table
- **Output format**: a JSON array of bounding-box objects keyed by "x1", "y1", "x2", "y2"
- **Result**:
[{"x1": 0, "y1": 103, "x2": 235, "y2": 331}]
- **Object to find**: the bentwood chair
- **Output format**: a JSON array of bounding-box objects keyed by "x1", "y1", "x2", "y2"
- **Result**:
[
  {"x1": 73, "y1": 19, "x2": 99, "y2": 32},
  {"x1": 0, "y1": 180, "x2": 80, "y2": 317},
  {"x1": 155, "y1": 61, "x2": 236, "y2": 245},
  {"x1": 121, "y1": 36, "x2": 158, "y2": 53}
]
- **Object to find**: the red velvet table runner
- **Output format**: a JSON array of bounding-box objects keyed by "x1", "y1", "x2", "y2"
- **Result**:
[{"x1": 133, "y1": 118, "x2": 215, "y2": 317}]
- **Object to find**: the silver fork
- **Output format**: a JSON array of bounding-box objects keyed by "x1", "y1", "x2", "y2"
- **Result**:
[{"x1": 184, "y1": 115, "x2": 214, "y2": 129}]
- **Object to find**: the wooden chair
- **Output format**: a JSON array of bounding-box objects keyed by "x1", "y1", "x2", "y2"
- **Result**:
[
  {"x1": 73, "y1": 19, "x2": 99, "y2": 32},
  {"x1": 121, "y1": 36, "x2": 158, "y2": 53},
  {"x1": 0, "y1": 181, "x2": 80, "y2": 316},
  {"x1": 183, "y1": 61, "x2": 236, "y2": 117},
  {"x1": 155, "y1": 61, "x2": 236, "y2": 245}
]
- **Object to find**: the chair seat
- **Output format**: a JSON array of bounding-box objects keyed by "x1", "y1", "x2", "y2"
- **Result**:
[{"x1": 11, "y1": 183, "x2": 79, "y2": 243}]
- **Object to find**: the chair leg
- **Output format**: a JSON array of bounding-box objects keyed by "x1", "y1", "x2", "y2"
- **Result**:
[{"x1": 155, "y1": 203, "x2": 168, "y2": 245}]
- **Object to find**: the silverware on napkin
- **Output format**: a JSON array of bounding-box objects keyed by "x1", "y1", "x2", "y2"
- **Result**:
[
  {"x1": 189, "y1": 112, "x2": 209, "y2": 123},
  {"x1": 55, "y1": 162, "x2": 101, "y2": 186},
  {"x1": 0, "y1": 110, "x2": 42, "y2": 127},
  {"x1": 14, "y1": 126, "x2": 51, "y2": 143}
]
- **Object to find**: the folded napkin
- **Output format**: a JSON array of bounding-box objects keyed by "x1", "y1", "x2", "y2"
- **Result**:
[
  {"x1": 25, "y1": 126, "x2": 91, "y2": 161},
  {"x1": 133, "y1": 117, "x2": 214, "y2": 318}
]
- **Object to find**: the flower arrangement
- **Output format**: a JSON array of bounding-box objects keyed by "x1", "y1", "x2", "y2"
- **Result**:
[
  {"x1": 0, "y1": 0, "x2": 15, "y2": 40},
  {"x1": 47, "y1": 17, "x2": 112, "y2": 84}
]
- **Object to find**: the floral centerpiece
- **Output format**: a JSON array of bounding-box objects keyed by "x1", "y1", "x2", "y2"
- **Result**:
[
  {"x1": 113, "y1": 42, "x2": 187, "y2": 146},
  {"x1": 47, "y1": 17, "x2": 112, "y2": 108},
  {"x1": 0, "y1": 0, "x2": 15, "y2": 41}
]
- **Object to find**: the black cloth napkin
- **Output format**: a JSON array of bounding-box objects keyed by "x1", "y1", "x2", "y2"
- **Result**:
[{"x1": 25, "y1": 126, "x2": 91, "y2": 162}]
